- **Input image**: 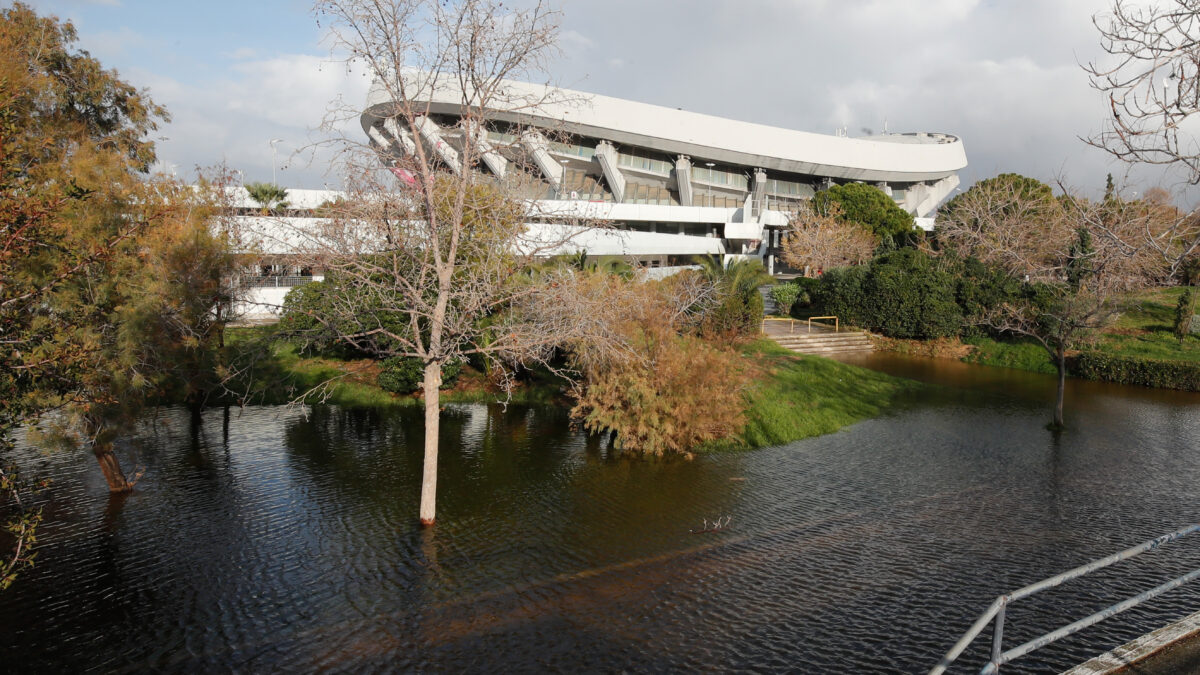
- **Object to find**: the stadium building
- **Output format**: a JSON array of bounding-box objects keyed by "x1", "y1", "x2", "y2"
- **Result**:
[
  {"x1": 360, "y1": 78, "x2": 967, "y2": 274},
  {"x1": 233, "y1": 80, "x2": 966, "y2": 319}
]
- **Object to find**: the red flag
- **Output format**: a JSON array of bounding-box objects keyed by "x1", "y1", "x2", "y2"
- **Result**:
[{"x1": 390, "y1": 167, "x2": 417, "y2": 185}]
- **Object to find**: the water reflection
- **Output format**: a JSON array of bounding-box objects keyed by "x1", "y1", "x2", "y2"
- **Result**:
[{"x1": 1, "y1": 356, "x2": 1199, "y2": 672}]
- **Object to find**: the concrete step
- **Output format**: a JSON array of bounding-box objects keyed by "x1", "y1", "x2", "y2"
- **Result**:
[
  {"x1": 778, "y1": 343, "x2": 873, "y2": 352},
  {"x1": 773, "y1": 333, "x2": 871, "y2": 342},
  {"x1": 783, "y1": 343, "x2": 875, "y2": 353},
  {"x1": 766, "y1": 328, "x2": 875, "y2": 355},
  {"x1": 773, "y1": 337, "x2": 873, "y2": 347},
  {"x1": 759, "y1": 285, "x2": 778, "y2": 314}
]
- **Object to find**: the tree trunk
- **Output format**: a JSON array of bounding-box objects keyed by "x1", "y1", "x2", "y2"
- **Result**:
[
  {"x1": 418, "y1": 361, "x2": 442, "y2": 527},
  {"x1": 1053, "y1": 347, "x2": 1067, "y2": 430},
  {"x1": 93, "y1": 441, "x2": 133, "y2": 493}
]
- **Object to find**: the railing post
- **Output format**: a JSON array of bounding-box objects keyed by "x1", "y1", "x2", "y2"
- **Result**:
[{"x1": 991, "y1": 601, "x2": 1006, "y2": 671}]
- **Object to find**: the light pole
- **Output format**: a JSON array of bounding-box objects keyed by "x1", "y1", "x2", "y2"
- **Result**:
[
  {"x1": 269, "y1": 138, "x2": 284, "y2": 186},
  {"x1": 234, "y1": 169, "x2": 244, "y2": 188}
]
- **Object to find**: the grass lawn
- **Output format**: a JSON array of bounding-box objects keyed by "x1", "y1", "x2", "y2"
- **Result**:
[
  {"x1": 227, "y1": 330, "x2": 918, "y2": 452},
  {"x1": 952, "y1": 288, "x2": 1199, "y2": 376},
  {"x1": 222, "y1": 328, "x2": 562, "y2": 408},
  {"x1": 961, "y1": 335, "x2": 1057, "y2": 375},
  {"x1": 704, "y1": 340, "x2": 923, "y2": 451},
  {"x1": 1095, "y1": 287, "x2": 1200, "y2": 362}
]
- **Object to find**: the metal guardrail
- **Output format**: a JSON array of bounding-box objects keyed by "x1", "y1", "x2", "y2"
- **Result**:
[
  {"x1": 241, "y1": 275, "x2": 316, "y2": 288},
  {"x1": 808, "y1": 316, "x2": 839, "y2": 333},
  {"x1": 930, "y1": 524, "x2": 1200, "y2": 674},
  {"x1": 761, "y1": 316, "x2": 840, "y2": 335}
]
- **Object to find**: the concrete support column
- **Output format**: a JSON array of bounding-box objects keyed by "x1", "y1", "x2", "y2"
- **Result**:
[
  {"x1": 414, "y1": 116, "x2": 462, "y2": 175},
  {"x1": 382, "y1": 118, "x2": 418, "y2": 156},
  {"x1": 472, "y1": 126, "x2": 507, "y2": 178},
  {"x1": 674, "y1": 155, "x2": 694, "y2": 206},
  {"x1": 752, "y1": 167, "x2": 768, "y2": 217},
  {"x1": 520, "y1": 130, "x2": 563, "y2": 190},
  {"x1": 594, "y1": 140, "x2": 626, "y2": 203}
]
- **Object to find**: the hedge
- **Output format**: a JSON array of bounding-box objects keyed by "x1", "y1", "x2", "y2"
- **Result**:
[
  {"x1": 378, "y1": 357, "x2": 462, "y2": 394},
  {"x1": 813, "y1": 249, "x2": 961, "y2": 339},
  {"x1": 1075, "y1": 352, "x2": 1200, "y2": 392}
]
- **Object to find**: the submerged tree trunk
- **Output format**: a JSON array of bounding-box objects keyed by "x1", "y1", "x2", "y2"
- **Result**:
[
  {"x1": 93, "y1": 441, "x2": 132, "y2": 493},
  {"x1": 419, "y1": 361, "x2": 442, "y2": 527},
  {"x1": 1053, "y1": 346, "x2": 1067, "y2": 430}
]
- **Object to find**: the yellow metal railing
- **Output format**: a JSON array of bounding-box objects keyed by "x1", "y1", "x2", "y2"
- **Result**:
[
  {"x1": 807, "y1": 316, "x2": 839, "y2": 333},
  {"x1": 761, "y1": 316, "x2": 839, "y2": 334}
]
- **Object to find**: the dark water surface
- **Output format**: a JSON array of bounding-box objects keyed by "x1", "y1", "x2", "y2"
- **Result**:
[{"x1": 3, "y1": 354, "x2": 1200, "y2": 673}]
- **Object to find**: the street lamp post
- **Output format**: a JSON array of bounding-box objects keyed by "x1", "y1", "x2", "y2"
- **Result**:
[{"x1": 269, "y1": 138, "x2": 284, "y2": 186}]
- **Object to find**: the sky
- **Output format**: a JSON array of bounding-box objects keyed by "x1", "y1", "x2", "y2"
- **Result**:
[{"x1": 25, "y1": 0, "x2": 1196, "y2": 204}]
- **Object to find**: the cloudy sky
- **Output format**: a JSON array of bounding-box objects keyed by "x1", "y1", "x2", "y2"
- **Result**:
[{"x1": 26, "y1": 0, "x2": 1195, "y2": 203}]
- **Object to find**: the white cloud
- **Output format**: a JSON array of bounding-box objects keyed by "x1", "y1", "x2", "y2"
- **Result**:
[
  {"x1": 549, "y1": 0, "x2": 1196, "y2": 202},
  {"x1": 90, "y1": 0, "x2": 1198, "y2": 202},
  {"x1": 223, "y1": 46, "x2": 258, "y2": 60},
  {"x1": 126, "y1": 53, "x2": 370, "y2": 188}
]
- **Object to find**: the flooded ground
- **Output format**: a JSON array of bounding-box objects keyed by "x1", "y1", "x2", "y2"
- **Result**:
[{"x1": 2, "y1": 354, "x2": 1199, "y2": 672}]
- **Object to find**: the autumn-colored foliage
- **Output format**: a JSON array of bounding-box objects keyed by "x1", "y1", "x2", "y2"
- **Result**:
[
  {"x1": 572, "y1": 333, "x2": 747, "y2": 457},
  {"x1": 533, "y1": 270, "x2": 748, "y2": 456}
]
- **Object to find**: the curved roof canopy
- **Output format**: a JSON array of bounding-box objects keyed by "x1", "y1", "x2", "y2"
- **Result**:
[{"x1": 362, "y1": 77, "x2": 967, "y2": 184}]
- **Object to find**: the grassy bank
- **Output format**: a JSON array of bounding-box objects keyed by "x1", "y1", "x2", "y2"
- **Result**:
[
  {"x1": 223, "y1": 329, "x2": 563, "y2": 408},
  {"x1": 872, "y1": 287, "x2": 1199, "y2": 384},
  {"x1": 226, "y1": 330, "x2": 919, "y2": 451},
  {"x1": 1094, "y1": 287, "x2": 1199, "y2": 362},
  {"x1": 705, "y1": 340, "x2": 922, "y2": 451},
  {"x1": 961, "y1": 336, "x2": 1057, "y2": 375}
]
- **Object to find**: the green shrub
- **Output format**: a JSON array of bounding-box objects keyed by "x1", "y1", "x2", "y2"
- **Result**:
[
  {"x1": 1075, "y1": 352, "x2": 1200, "y2": 392},
  {"x1": 702, "y1": 287, "x2": 764, "y2": 340},
  {"x1": 769, "y1": 282, "x2": 802, "y2": 316},
  {"x1": 279, "y1": 281, "x2": 352, "y2": 356},
  {"x1": 953, "y1": 257, "x2": 1022, "y2": 335},
  {"x1": 815, "y1": 249, "x2": 961, "y2": 339},
  {"x1": 1175, "y1": 287, "x2": 1196, "y2": 344},
  {"x1": 813, "y1": 265, "x2": 868, "y2": 326},
  {"x1": 377, "y1": 357, "x2": 462, "y2": 394}
]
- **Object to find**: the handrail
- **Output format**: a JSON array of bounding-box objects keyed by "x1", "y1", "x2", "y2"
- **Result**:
[
  {"x1": 807, "y1": 316, "x2": 839, "y2": 333},
  {"x1": 760, "y1": 315, "x2": 841, "y2": 335},
  {"x1": 930, "y1": 524, "x2": 1200, "y2": 674},
  {"x1": 761, "y1": 316, "x2": 798, "y2": 334}
]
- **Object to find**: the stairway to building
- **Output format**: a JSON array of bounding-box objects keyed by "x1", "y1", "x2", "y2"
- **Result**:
[
  {"x1": 759, "y1": 286, "x2": 778, "y2": 315},
  {"x1": 762, "y1": 320, "x2": 874, "y2": 355},
  {"x1": 562, "y1": 168, "x2": 610, "y2": 201}
]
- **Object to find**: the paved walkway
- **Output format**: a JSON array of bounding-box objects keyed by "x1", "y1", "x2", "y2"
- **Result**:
[{"x1": 1067, "y1": 610, "x2": 1200, "y2": 674}]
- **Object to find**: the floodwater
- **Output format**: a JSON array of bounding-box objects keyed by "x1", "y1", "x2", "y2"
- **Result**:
[{"x1": 2, "y1": 354, "x2": 1200, "y2": 673}]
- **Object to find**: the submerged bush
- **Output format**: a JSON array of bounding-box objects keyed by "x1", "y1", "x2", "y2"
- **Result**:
[{"x1": 572, "y1": 335, "x2": 747, "y2": 457}]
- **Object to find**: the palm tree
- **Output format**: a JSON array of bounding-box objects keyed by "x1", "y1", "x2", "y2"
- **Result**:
[
  {"x1": 244, "y1": 182, "x2": 290, "y2": 213},
  {"x1": 694, "y1": 256, "x2": 774, "y2": 297}
]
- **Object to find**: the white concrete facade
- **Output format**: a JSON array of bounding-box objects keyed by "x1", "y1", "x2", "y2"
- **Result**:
[
  {"x1": 232, "y1": 80, "x2": 966, "y2": 320},
  {"x1": 360, "y1": 77, "x2": 967, "y2": 274}
]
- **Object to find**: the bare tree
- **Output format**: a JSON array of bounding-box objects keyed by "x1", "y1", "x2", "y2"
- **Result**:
[
  {"x1": 780, "y1": 201, "x2": 877, "y2": 274},
  {"x1": 309, "y1": 0, "x2": 593, "y2": 526},
  {"x1": 938, "y1": 177, "x2": 1169, "y2": 427},
  {"x1": 1085, "y1": 2, "x2": 1200, "y2": 277},
  {"x1": 1085, "y1": 1, "x2": 1200, "y2": 182}
]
